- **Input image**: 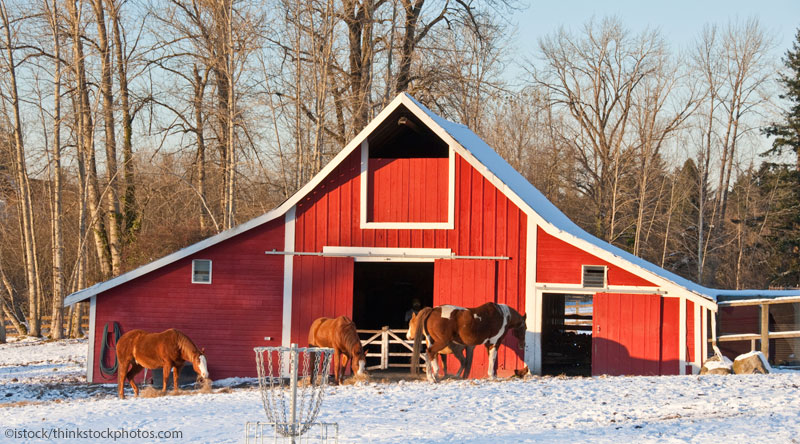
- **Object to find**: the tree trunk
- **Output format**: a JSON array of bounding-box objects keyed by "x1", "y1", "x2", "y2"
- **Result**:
[
  {"x1": 48, "y1": 0, "x2": 65, "y2": 339},
  {"x1": 1, "y1": 0, "x2": 41, "y2": 337},
  {"x1": 69, "y1": 0, "x2": 112, "y2": 278},
  {"x1": 92, "y1": 0, "x2": 123, "y2": 275},
  {"x1": 108, "y1": 0, "x2": 137, "y2": 242},
  {"x1": 192, "y1": 65, "x2": 209, "y2": 230}
]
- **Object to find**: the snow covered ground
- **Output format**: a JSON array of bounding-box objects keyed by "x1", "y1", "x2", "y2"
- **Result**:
[{"x1": 0, "y1": 338, "x2": 799, "y2": 443}]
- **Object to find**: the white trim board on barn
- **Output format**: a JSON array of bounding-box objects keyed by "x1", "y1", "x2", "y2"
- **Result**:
[{"x1": 64, "y1": 93, "x2": 800, "y2": 308}]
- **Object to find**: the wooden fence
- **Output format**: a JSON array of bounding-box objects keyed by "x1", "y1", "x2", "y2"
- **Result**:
[
  {"x1": 4, "y1": 315, "x2": 89, "y2": 337},
  {"x1": 563, "y1": 300, "x2": 593, "y2": 331},
  {"x1": 714, "y1": 296, "x2": 800, "y2": 362},
  {"x1": 358, "y1": 327, "x2": 426, "y2": 371}
]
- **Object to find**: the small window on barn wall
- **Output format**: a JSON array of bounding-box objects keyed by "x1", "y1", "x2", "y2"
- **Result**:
[
  {"x1": 360, "y1": 105, "x2": 455, "y2": 229},
  {"x1": 582, "y1": 265, "x2": 606, "y2": 288},
  {"x1": 192, "y1": 259, "x2": 212, "y2": 284}
]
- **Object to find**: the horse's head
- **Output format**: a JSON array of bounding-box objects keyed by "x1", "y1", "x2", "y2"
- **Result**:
[
  {"x1": 406, "y1": 310, "x2": 420, "y2": 341},
  {"x1": 351, "y1": 341, "x2": 367, "y2": 377},
  {"x1": 508, "y1": 312, "x2": 527, "y2": 353},
  {"x1": 192, "y1": 347, "x2": 210, "y2": 380}
]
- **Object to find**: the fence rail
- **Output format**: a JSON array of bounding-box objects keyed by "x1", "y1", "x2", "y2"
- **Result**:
[
  {"x1": 358, "y1": 327, "x2": 426, "y2": 371},
  {"x1": 713, "y1": 298, "x2": 800, "y2": 360}
]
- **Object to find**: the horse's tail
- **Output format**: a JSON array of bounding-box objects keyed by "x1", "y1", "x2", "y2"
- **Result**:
[{"x1": 411, "y1": 307, "x2": 433, "y2": 376}]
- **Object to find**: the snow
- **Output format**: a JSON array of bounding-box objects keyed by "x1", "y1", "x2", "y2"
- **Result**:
[
  {"x1": 703, "y1": 355, "x2": 733, "y2": 372},
  {"x1": 1, "y1": 338, "x2": 799, "y2": 443}
]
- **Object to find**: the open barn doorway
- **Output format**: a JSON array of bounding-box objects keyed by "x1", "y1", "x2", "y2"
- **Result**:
[
  {"x1": 542, "y1": 293, "x2": 593, "y2": 376},
  {"x1": 352, "y1": 262, "x2": 434, "y2": 330},
  {"x1": 352, "y1": 261, "x2": 434, "y2": 373}
]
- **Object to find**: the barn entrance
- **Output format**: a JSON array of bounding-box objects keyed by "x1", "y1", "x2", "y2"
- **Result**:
[
  {"x1": 352, "y1": 262, "x2": 434, "y2": 330},
  {"x1": 352, "y1": 261, "x2": 433, "y2": 373},
  {"x1": 541, "y1": 293, "x2": 593, "y2": 376}
]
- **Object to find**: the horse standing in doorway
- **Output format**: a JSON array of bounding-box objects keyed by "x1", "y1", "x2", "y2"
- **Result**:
[
  {"x1": 408, "y1": 303, "x2": 526, "y2": 382},
  {"x1": 116, "y1": 328, "x2": 209, "y2": 399},
  {"x1": 308, "y1": 316, "x2": 367, "y2": 385}
]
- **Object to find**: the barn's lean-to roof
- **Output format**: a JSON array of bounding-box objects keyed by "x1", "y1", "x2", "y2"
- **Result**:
[{"x1": 64, "y1": 93, "x2": 800, "y2": 306}]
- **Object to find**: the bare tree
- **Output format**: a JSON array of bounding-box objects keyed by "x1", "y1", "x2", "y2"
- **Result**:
[
  {"x1": 532, "y1": 17, "x2": 664, "y2": 242},
  {"x1": 690, "y1": 19, "x2": 774, "y2": 283},
  {"x1": 629, "y1": 52, "x2": 698, "y2": 256},
  {"x1": 43, "y1": 0, "x2": 65, "y2": 338},
  {"x1": 0, "y1": 0, "x2": 41, "y2": 336},
  {"x1": 107, "y1": 0, "x2": 138, "y2": 242}
]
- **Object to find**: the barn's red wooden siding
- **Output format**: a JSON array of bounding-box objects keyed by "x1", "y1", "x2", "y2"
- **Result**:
[
  {"x1": 367, "y1": 158, "x2": 448, "y2": 223},
  {"x1": 685, "y1": 300, "x2": 696, "y2": 374},
  {"x1": 592, "y1": 293, "x2": 662, "y2": 376},
  {"x1": 92, "y1": 219, "x2": 285, "y2": 383},
  {"x1": 291, "y1": 148, "x2": 527, "y2": 377},
  {"x1": 291, "y1": 256, "x2": 354, "y2": 345},
  {"x1": 536, "y1": 229, "x2": 655, "y2": 287},
  {"x1": 659, "y1": 297, "x2": 681, "y2": 375}
]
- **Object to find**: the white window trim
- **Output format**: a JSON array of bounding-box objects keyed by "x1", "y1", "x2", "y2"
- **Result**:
[
  {"x1": 192, "y1": 259, "x2": 212, "y2": 284},
  {"x1": 581, "y1": 265, "x2": 608, "y2": 289},
  {"x1": 359, "y1": 139, "x2": 456, "y2": 230}
]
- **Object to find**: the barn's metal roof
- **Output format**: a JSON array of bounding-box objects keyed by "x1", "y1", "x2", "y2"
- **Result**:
[{"x1": 64, "y1": 93, "x2": 800, "y2": 306}]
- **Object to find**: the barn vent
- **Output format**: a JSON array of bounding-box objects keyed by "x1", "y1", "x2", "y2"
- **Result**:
[{"x1": 582, "y1": 265, "x2": 606, "y2": 288}]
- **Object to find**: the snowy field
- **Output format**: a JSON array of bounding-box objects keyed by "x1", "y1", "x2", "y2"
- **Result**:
[{"x1": 0, "y1": 338, "x2": 799, "y2": 443}]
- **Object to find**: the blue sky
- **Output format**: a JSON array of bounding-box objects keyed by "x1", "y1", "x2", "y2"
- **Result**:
[{"x1": 513, "y1": 0, "x2": 799, "y2": 60}]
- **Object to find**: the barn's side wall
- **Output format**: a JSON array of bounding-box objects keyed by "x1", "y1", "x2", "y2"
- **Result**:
[
  {"x1": 536, "y1": 229, "x2": 655, "y2": 286},
  {"x1": 92, "y1": 219, "x2": 285, "y2": 383},
  {"x1": 291, "y1": 148, "x2": 527, "y2": 377}
]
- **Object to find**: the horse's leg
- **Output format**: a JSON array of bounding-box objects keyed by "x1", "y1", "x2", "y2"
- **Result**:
[
  {"x1": 487, "y1": 344, "x2": 498, "y2": 379},
  {"x1": 332, "y1": 352, "x2": 340, "y2": 385},
  {"x1": 463, "y1": 346, "x2": 474, "y2": 379},
  {"x1": 172, "y1": 364, "x2": 183, "y2": 392},
  {"x1": 126, "y1": 363, "x2": 143, "y2": 397},
  {"x1": 117, "y1": 359, "x2": 129, "y2": 399},
  {"x1": 452, "y1": 345, "x2": 466, "y2": 379},
  {"x1": 162, "y1": 365, "x2": 171, "y2": 393},
  {"x1": 339, "y1": 353, "x2": 348, "y2": 383},
  {"x1": 440, "y1": 353, "x2": 448, "y2": 377},
  {"x1": 426, "y1": 341, "x2": 448, "y2": 383}
]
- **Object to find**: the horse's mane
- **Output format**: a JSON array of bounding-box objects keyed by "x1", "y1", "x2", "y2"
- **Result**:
[
  {"x1": 174, "y1": 330, "x2": 200, "y2": 359},
  {"x1": 339, "y1": 318, "x2": 362, "y2": 352}
]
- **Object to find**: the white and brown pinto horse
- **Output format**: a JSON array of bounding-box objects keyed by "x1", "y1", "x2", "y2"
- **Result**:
[
  {"x1": 408, "y1": 302, "x2": 526, "y2": 382},
  {"x1": 116, "y1": 328, "x2": 209, "y2": 399},
  {"x1": 308, "y1": 316, "x2": 367, "y2": 385}
]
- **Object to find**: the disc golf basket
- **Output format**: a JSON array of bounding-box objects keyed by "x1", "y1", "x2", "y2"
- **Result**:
[{"x1": 246, "y1": 345, "x2": 338, "y2": 444}]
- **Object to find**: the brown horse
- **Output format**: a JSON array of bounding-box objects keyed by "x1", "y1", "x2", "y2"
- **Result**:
[
  {"x1": 407, "y1": 310, "x2": 474, "y2": 379},
  {"x1": 308, "y1": 316, "x2": 367, "y2": 385},
  {"x1": 408, "y1": 303, "x2": 526, "y2": 382},
  {"x1": 116, "y1": 328, "x2": 209, "y2": 399}
]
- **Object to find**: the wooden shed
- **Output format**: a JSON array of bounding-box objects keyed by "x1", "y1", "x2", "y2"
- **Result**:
[{"x1": 65, "y1": 93, "x2": 800, "y2": 383}]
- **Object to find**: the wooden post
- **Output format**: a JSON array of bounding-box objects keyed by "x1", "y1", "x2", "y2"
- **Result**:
[
  {"x1": 760, "y1": 304, "x2": 769, "y2": 360},
  {"x1": 381, "y1": 326, "x2": 389, "y2": 370}
]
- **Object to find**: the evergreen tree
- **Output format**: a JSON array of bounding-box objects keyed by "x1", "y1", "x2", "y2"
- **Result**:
[
  {"x1": 761, "y1": 28, "x2": 800, "y2": 288},
  {"x1": 764, "y1": 28, "x2": 800, "y2": 169}
]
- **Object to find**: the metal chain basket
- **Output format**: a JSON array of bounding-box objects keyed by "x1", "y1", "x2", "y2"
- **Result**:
[{"x1": 254, "y1": 345, "x2": 334, "y2": 439}]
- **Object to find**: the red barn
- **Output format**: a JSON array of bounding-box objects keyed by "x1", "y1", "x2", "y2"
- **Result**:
[{"x1": 65, "y1": 93, "x2": 800, "y2": 383}]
